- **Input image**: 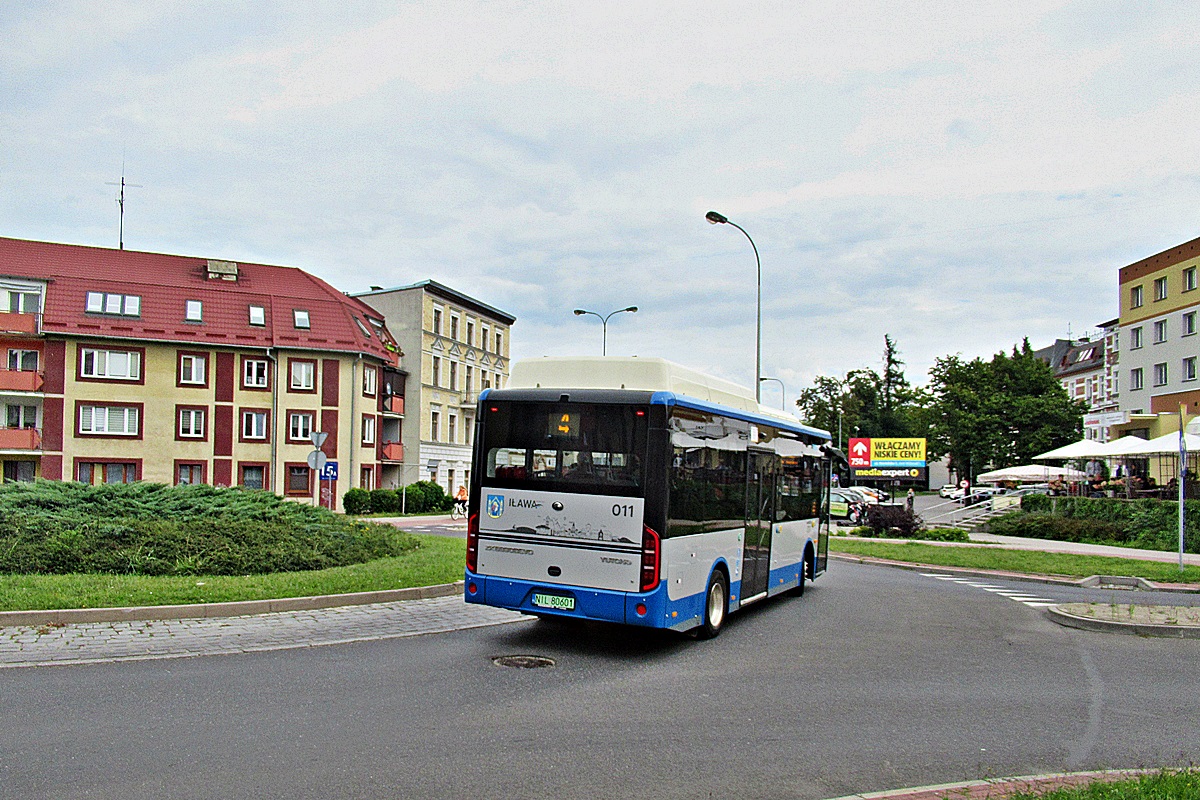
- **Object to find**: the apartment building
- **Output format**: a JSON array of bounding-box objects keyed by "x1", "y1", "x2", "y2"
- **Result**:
[
  {"x1": 0, "y1": 237, "x2": 405, "y2": 510},
  {"x1": 1033, "y1": 323, "x2": 1121, "y2": 442},
  {"x1": 1112, "y1": 235, "x2": 1200, "y2": 439},
  {"x1": 354, "y1": 281, "x2": 514, "y2": 495}
]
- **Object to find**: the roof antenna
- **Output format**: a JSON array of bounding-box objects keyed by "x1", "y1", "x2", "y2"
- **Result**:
[{"x1": 105, "y1": 159, "x2": 142, "y2": 250}]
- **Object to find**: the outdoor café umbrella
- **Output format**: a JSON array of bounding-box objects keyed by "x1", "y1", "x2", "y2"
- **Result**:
[
  {"x1": 1032, "y1": 439, "x2": 1113, "y2": 460},
  {"x1": 976, "y1": 465, "x2": 1087, "y2": 483}
]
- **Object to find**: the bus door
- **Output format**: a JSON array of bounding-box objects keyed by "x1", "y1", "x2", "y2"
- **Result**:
[
  {"x1": 815, "y1": 454, "x2": 833, "y2": 575},
  {"x1": 742, "y1": 450, "x2": 776, "y2": 600}
]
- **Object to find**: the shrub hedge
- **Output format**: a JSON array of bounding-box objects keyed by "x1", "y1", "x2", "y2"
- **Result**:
[
  {"x1": 343, "y1": 482, "x2": 454, "y2": 516},
  {"x1": 993, "y1": 494, "x2": 1200, "y2": 554},
  {"x1": 0, "y1": 481, "x2": 417, "y2": 576}
]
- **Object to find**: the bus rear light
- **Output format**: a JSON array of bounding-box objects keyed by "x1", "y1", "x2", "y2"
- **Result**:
[
  {"x1": 640, "y1": 524, "x2": 660, "y2": 592},
  {"x1": 635, "y1": 602, "x2": 647, "y2": 616},
  {"x1": 467, "y1": 582, "x2": 478, "y2": 595},
  {"x1": 466, "y1": 513, "x2": 479, "y2": 572}
]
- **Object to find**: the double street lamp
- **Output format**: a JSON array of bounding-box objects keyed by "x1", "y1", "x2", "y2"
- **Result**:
[
  {"x1": 573, "y1": 306, "x2": 638, "y2": 356},
  {"x1": 705, "y1": 210, "x2": 762, "y2": 402}
]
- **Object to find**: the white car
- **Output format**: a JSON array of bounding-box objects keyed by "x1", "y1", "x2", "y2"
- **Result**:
[{"x1": 938, "y1": 484, "x2": 959, "y2": 498}]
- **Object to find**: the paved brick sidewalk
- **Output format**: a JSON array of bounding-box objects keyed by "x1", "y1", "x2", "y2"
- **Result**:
[{"x1": 0, "y1": 595, "x2": 529, "y2": 668}]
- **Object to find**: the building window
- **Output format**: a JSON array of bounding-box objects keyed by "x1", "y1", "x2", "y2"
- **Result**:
[
  {"x1": 448, "y1": 413, "x2": 457, "y2": 444},
  {"x1": 1130, "y1": 285, "x2": 1144, "y2": 308},
  {"x1": 363, "y1": 366, "x2": 377, "y2": 397},
  {"x1": 1129, "y1": 327, "x2": 1143, "y2": 349},
  {"x1": 77, "y1": 462, "x2": 137, "y2": 484},
  {"x1": 466, "y1": 320, "x2": 474, "y2": 346},
  {"x1": 432, "y1": 307, "x2": 442, "y2": 335},
  {"x1": 85, "y1": 292, "x2": 140, "y2": 317},
  {"x1": 243, "y1": 358, "x2": 269, "y2": 389},
  {"x1": 1154, "y1": 362, "x2": 1168, "y2": 386},
  {"x1": 7, "y1": 290, "x2": 40, "y2": 313},
  {"x1": 449, "y1": 361, "x2": 458, "y2": 391},
  {"x1": 249, "y1": 305, "x2": 266, "y2": 326},
  {"x1": 286, "y1": 465, "x2": 311, "y2": 496},
  {"x1": 362, "y1": 414, "x2": 376, "y2": 445},
  {"x1": 450, "y1": 315, "x2": 459, "y2": 340},
  {"x1": 240, "y1": 464, "x2": 266, "y2": 490},
  {"x1": 1154, "y1": 277, "x2": 1169, "y2": 301},
  {"x1": 6, "y1": 404, "x2": 36, "y2": 429},
  {"x1": 179, "y1": 353, "x2": 207, "y2": 385},
  {"x1": 178, "y1": 408, "x2": 206, "y2": 438},
  {"x1": 1153, "y1": 320, "x2": 1167, "y2": 343},
  {"x1": 7, "y1": 350, "x2": 37, "y2": 371},
  {"x1": 176, "y1": 463, "x2": 204, "y2": 485},
  {"x1": 431, "y1": 410, "x2": 440, "y2": 442},
  {"x1": 288, "y1": 412, "x2": 314, "y2": 442},
  {"x1": 432, "y1": 356, "x2": 441, "y2": 387},
  {"x1": 242, "y1": 410, "x2": 269, "y2": 440},
  {"x1": 79, "y1": 405, "x2": 139, "y2": 436},
  {"x1": 1184, "y1": 357, "x2": 1197, "y2": 382},
  {"x1": 1130, "y1": 368, "x2": 1144, "y2": 390},
  {"x1": 1185, "y1": 267, "x2": 1197, "y2": 292},
  {"x1": 80, "y1": 348, "x2": 141, "y2": 380},
  {"x1": 1184, "y1": 312, "x2": 1197, "y2": 337},
  {"x1": 495, "y1": 331, "x2": 503, "y2": 355},
  {"x1": 293, "y1": 309, "x2": 310, "y2": 329},
  {"x1": 290, "y1": 359, "x2": 315, "y2": 391},
  {"x1": 185, "y1": 300, "x2": 203, "y2": 322},
  {"x1": 465, "y1": 365, "x2": 473, "y2": 393},
  {"x1": 360, "y1": 466, "x2": 373, "y2": 490}
]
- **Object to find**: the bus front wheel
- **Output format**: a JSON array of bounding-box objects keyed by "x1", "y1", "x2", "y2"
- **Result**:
[{"x1": 697, "y1": 571, "x2": 728, "y2": 639}]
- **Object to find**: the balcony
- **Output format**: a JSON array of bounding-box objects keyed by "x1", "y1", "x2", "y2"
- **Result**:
[
  {"x1": 0, "y1": 312, "x2": 40, "y2": 336},
  {"x1": 381, "y1": 442, "x2": 404, "y2": 462},
  {"x1": 461, "y1": 392, "x2": 480, "y2": 407},
  {"x1": 0, "y1": 369, "x2": 43, "y2": 392},
  {"x1": 0, "y1": 428, "x2": 41, "y2": 451},
  {"x1": 381, "y1": 395, "x2": 404, "y2": 415}
]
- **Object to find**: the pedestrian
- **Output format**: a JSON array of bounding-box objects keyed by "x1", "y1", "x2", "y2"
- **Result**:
[{"x1": 906, "y1": 488, "x2": 915, "y2": 512}]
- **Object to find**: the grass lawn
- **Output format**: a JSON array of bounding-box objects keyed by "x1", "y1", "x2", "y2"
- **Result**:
[
  {"x1": 830, "y1": 539, "x2": 1200, "y2": 584},
  {"x1": 0, "y1": 534, "x2": 466, "y2": 612},
  {"x1": 1005, "y1": 770, "x2": 1199, "y2": 799}
]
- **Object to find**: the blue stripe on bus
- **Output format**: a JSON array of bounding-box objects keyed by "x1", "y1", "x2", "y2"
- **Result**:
[{"x1": 648, "y1": 391, "x2": 831, "y2": 441}]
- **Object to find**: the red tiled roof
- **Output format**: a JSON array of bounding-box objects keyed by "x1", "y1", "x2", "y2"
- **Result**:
[{"x1": 0, "y1": 237, "x2": 399, "y2": 364}]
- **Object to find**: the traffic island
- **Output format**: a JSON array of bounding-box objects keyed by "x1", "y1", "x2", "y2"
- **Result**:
[{"x1": 1048, "y1": 602, "x2": 1200, "y2": 638}]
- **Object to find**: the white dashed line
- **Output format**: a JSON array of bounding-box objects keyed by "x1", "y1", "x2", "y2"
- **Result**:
[{"x1": 922, "y1": 573, "x2": 1062, "y2": 609}]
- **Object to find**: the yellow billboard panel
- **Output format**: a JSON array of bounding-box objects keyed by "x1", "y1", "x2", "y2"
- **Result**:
[{"x1": 869, "y1": 438, "x2": 927, "y2": 466}]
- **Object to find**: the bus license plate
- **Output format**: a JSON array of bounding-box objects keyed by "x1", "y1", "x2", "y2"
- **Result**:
[{"x1": 532, "y1": 593, "x2": 575, "y2": 611}]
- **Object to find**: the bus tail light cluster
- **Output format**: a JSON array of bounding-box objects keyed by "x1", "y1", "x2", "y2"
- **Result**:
[
  {"x1": 640, "y1": 524, "x2": 660, "y2": 592},
  {"x1": 466, "y1": 513, "x2": 479, "y2": 572}
]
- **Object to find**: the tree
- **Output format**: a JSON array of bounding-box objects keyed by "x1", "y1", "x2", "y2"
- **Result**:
[{"x1": 923, "y1": 339, "x2": 1086, "y2": 478}]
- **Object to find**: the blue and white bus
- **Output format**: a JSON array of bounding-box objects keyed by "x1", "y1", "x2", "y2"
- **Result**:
[{"x1": 464, "y1": 357, "x2": 835, "y2": 637}]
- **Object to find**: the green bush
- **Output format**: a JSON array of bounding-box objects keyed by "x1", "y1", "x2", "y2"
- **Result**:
[
  {"x1": 343, "y1": 488, "x2": 370, "y2": 515},
  {"x1": 1014, "y1": 495, "x2": 1200, "y2": 553},
  {"x1": 368, "y1": 488, "x2": 400, "y2": 514},
  {"x1": 0, "y1": 481, "x2": 416, "y2": 576}
]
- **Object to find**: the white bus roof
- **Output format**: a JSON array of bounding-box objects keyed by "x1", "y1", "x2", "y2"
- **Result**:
[{"x1": 507, "y1": 356, "x2": 830, "y2": 439}]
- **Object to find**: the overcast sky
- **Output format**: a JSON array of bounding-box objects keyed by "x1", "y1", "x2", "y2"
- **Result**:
[{"x1": 3, "y1": 1, "x2": 1198, "y2": 404}]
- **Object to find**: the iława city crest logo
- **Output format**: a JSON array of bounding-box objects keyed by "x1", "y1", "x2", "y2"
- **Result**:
[{"x1": 486, "y1": 494, "x2": 505, "y2": 519}]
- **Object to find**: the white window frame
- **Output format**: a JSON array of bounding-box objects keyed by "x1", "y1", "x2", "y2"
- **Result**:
[
  {"x1": 363, "y1": 366, "x2": 377, "y2": 396},
  {"x1": 185, "y1": 300, "x2": 203, "y2": 322},
  {"x1": 1131, "y1": 285, "x2": 1144, "y2": 308},
  {"x1": 1185, "y1": 267, "x2": 1197, "y2": 292},
  {"x1": 244, "y1": 359, "x2": 269, "y2": 388},
  {"x1": 242, "y1": 411, "x2": 268, "y2": 440},
  {"x1": 86, "y1": 292, "x2": 140, "y2": 317},
  {"x1": 1184, "y1": 312, "x2": 1197, "y2": 337},
  {"x1": 289, "y1": 412, "x2": 314, "y2": 442},
  {"x1": 178, "y1": 408, "x2": 205, "y2": 438},
  {"x1": 362, "y1": 415, "x2": 376, "y2": 445},
  {"x1": 1154, "y1": 362, "x2": 1168, "y2": 386},
  {"x1": 1153, "y1": 320, "x2": 1167, "y2": 343},
  {"x1": 8, "y1": 290, "x2": 39, "y2": 313},
  {"x1": 1130, "y1": 327, "x2": 1143, "y2": 350},
  {"x1": 1184, "y1": 357, "x2": 1197, "y2": 383},
  {"x1": 8, "y1": 349, "x2": 37, "y2": 371},
  {"x1": 249, "y1": 305, "x2": 266, "y2": 326},
  {"x1": 293, "y1": 309, "x2": 310, "y2": 329},
  {"x1": 179, "y1": 354, "x2": 206, "y2": 385},
  {"x1": 1154, "y1": 277, "x2": 1169, "y2": 301},
  {"x1": 290, "y1": 361, "x2": 315, "y2": 391},
  {"x1": 1130, "y1": 368, "x2": 1144, "y2": 390},
  {"x1": 80, "y1": 348, "x2": 141, "y2": 380},
  {"x1": 79, "y1": 405, "x2": 139, "y2": 435}
]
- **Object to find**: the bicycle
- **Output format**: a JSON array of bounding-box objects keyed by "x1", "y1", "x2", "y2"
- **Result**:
[{"x1": 450, "y1": 500, "x2": 467, "y2": 521}]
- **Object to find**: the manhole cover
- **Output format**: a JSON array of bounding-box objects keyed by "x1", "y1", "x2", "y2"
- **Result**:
[{"x1": 492, "y1": 655, "x2": 556, "y2": 669}]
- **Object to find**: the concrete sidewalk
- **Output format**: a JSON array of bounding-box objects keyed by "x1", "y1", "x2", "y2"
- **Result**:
[{"x1": 970, "y1": 531, "x2": 1200, "y2": 566}]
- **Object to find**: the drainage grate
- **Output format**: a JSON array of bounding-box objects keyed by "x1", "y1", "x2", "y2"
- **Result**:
[{"x1": 492, "y1": 655, "x2": 556, "y2": 669}]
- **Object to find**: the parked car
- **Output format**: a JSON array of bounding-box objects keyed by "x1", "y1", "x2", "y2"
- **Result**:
[
  {"x1": 848, "y1": 485, "x2": 889, "y2": 502},
  {"x1": 938, "y1": 484, "x2": 959, "y2": 498},
  {"x1": 960, "y1": 486, "x2": 1005, "y2": 505}
]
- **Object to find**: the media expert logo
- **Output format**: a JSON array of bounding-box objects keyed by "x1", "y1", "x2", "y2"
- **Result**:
[{"x1": 486, "y1": 495, "x2": 505, "y2": 519}]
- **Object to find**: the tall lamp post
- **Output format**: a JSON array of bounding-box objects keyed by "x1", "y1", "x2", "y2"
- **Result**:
[
  {"x1": 758, "y1": 377, "x2": 785, "y2": 410},
  {"x1": 705, "y1": 210, "x2": 762, "y2": 402},
  {"x1": 573, "y1": 306, "x2": 638, "y2": 356}
]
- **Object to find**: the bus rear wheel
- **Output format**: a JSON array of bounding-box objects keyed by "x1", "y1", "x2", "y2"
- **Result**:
[{"x1": 696, "y1": 571, "x2": 728, "y2": 639}]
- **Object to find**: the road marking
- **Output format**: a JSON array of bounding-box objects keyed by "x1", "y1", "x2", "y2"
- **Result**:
[{"x1": 922, "y1": 574, "x2": 1062, "y2": 609}]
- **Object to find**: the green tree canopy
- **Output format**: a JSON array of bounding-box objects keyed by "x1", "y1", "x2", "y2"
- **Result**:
[{"x1": 923, "y1": 339, "x2": 1086, "y2": 476}]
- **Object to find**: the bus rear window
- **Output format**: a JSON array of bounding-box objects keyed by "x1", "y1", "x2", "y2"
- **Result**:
[{"x1": 483, "y1": 402, "x2": 647, "y2": 495}]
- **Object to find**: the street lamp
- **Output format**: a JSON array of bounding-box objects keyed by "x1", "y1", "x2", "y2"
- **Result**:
[
  {"x1": 705, "y1": 210, "x2": 762, "y2": 402},
  {"x1": 758, "y1": 377, "x2": 785, "y2": 410},
  {"x1": 573, "y1": 306, "x2": 638, "y2": 356}
]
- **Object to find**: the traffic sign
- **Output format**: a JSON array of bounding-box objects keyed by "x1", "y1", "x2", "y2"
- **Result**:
[
  {"x1": 307, "y1": 450, "x2": 328, "y2": 472},
  {"x1": 310, "y1": 431, "x2": 329, "y2": 448},
  {"x1": 319, "y1": 460, "x2": 338, "y2": 481},
  {"x1": 848, "y1": 438, "x2": 871, "y2": 468}
]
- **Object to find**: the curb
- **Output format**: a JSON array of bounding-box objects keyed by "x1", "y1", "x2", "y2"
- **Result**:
[
  {"x1": 822, "y1": 768, "x2": 1155, "y2": 800},
  {"x1": 829, "y1": 553, "x2": 1200, "y2": 593},
  {"x1": 0, "y1": 581, "x2": 464, "y2": 628},
  {"x1": 1045, "y1": 605, "x2": 1200, "y2": 639}
]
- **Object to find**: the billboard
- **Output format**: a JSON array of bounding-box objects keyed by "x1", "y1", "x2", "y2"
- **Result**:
[{"x1": 848, "y1": 438, "x2": 927, "y2": 469}]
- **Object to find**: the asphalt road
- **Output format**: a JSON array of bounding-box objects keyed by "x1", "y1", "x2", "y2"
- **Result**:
[{"x1": 2, "y1": 561, "x2": 1197, "y2": 800}]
